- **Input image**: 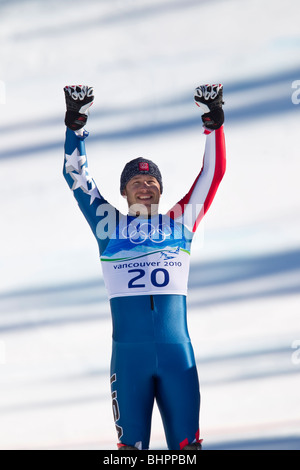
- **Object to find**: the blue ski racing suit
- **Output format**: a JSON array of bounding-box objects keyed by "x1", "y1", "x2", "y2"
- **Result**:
[{"x1": 63, "y1": 125, "x2": 226, "y2": 450}]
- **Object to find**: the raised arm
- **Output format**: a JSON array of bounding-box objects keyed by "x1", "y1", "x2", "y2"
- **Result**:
[
  {"x1": 167, "y1": 84, "x2": 226, "y2": 233},
  {"x1": 63, "y1": 86, "x2": 118, "y2": 251}
]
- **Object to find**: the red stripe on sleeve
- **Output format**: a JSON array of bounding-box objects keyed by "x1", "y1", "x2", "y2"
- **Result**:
[
  {"x1": 192, "y1": 126, "x2": 226, "y2": 232},
  {"x1": 167, "y1": 126, "x2": 226, "y2": 232}
]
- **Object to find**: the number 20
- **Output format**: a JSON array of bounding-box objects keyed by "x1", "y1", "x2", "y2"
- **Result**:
[{"x1": 128, "y1": 268, "x2": 169, "y2": 288}]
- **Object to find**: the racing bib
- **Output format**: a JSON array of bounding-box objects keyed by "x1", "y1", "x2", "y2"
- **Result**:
[{"x1": 100, "y1": 215, "x2": 193, "y2": 299}]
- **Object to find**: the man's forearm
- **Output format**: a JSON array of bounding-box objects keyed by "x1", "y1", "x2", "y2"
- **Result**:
[{"x1": 167, "y1": 126, "x2": 226, "y2": 233}]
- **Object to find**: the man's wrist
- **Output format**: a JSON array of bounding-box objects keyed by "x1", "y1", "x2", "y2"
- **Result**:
[{"x1": 65, "y1": 110, "x2": 88, "y2": 131}]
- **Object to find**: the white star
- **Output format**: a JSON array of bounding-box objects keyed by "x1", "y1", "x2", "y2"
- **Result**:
[
  {"x1": 88, "y1": 185, "x2": 101, "y2": 205},
  {"x1": 65, "y1": 149, "x2": 86, "y2": 173},
  {"x1": 70, "y1": 168, "x2": 90, "y2": 192}
]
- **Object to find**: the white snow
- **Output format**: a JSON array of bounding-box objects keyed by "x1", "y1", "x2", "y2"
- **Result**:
[{"x1": 0, "y1": 0, "x2": 299, "y2": 450}]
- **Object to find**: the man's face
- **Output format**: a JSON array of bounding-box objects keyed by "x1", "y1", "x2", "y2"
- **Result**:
[{"x1": 122, "y1": 174, "x2": 161, "y2": 216}]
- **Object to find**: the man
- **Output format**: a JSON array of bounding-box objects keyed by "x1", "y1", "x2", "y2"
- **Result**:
[{"x1": 63, "y1": 84, "x2": 226, "y2": 450}]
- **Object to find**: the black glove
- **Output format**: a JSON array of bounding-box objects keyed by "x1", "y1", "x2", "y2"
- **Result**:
[
  {"x1": 64, "y1": 85, "x2": 94, "y2": 131},
  {"x1": 194, "y1": 84, "x2": 224, "y2": 130}
]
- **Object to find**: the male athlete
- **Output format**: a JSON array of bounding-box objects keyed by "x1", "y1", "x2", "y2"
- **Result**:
[{"x1": 63, "y1": 84, "x2": 226, "y2": 450}]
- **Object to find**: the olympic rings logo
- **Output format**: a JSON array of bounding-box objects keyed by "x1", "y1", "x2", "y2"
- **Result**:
[{"x1": 121, "y1": 221, "x2": 172, "y2": 244}]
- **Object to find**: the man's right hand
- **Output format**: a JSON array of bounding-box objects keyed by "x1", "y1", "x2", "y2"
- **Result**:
[{"x1": 64, "y1": 85, "x2": 94, "y2": 131}]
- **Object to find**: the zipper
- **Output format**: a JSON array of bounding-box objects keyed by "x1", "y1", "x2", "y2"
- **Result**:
[{"x1": 150, "y1": 295, "x2": 154, "y2": 311}]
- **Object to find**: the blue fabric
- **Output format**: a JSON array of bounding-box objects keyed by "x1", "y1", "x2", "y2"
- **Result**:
[
  {"x1": 63, "y1": 129, "x2": 200, "y2": 450},
  {"x1": 110, "y1": 294, "x2": 200, "y2": 450}
]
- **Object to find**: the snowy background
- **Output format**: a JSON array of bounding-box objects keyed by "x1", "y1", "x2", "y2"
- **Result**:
[{"x1": 0, "y1": 0, "x2": 299, "y2": 450}]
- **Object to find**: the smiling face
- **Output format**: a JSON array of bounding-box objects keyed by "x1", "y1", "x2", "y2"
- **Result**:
[{"x1": 122, "y1": 174, "x2": 161, "y2": 216}]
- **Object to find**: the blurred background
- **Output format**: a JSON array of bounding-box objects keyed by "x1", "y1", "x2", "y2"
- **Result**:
[{"x1": 0, "y1": 0, "x2": 299, "y2": 450}]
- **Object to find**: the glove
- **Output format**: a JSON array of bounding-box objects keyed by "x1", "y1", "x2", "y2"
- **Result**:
[
  {"x1": 194, "y1": 84, "x2": 224, "y2": 130},
  {"x1": 64, "y1": 85, "x2": 94, "y2": 131}
]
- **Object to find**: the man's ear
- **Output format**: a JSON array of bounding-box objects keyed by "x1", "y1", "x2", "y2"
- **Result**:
[{"x1": 121, "y1": 189, "x2": 127, "y2": 198}]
